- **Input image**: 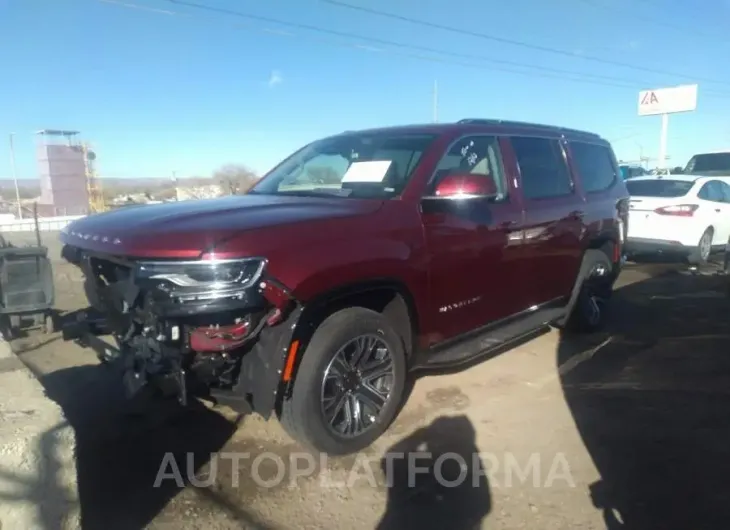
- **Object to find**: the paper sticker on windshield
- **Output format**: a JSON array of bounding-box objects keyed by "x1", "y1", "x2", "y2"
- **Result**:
[{"x1": 341, "y1": 160, "x2": 392, "y2": 183}]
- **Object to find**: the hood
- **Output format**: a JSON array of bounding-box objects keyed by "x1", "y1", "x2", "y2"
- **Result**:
[{"x1": 61, "y1": 194, "x2": 384, "y2": 258}]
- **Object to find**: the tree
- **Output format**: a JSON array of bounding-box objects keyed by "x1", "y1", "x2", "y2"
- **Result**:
[
  {"x1": 306, "y1": 166, "x2": 340, "y2": 184},
  {"x1": 213, "y1": 164, "x2": 259, "y2": 194}
]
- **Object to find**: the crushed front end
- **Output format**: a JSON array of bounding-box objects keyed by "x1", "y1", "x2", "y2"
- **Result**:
[{"x1": 60, "y1": 244, "x2": 301, "y2": 417}]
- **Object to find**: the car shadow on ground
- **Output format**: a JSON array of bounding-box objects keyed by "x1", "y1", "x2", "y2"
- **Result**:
[
  {"x1": 26, "y1": 336, "x2": 268, "y2": 530},
  {"x1": 377, "y1": 414, "x2": 491, "y2": 530},
  {"x1": 557, "y1": 264, "x2": 730, "y2": 529}
]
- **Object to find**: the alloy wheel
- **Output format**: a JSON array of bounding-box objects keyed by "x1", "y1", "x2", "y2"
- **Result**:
[
  {"x1": 320, "y1": 334, "x2": 395, "y2": 438},
  {"x1": 700, "y1": 232, "x2": 712, "y2": 261}
]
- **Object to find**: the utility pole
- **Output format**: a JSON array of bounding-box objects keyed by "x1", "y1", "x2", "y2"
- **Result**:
[
  {"x1": 658, "y1": 113, "x2": 669, "y2": 171},
  {"x1": 171, "y1": 170, "x2": 179, "y2": 201},
  {"x1": 432, "y1": 80, "x2": 439, "y2": 123},
  {"x1": 635, "y1": 142, "x2": 646, "y2": 169},
  {"x1": 8, "y1": 133, "x2": 22, "y2": 219}
]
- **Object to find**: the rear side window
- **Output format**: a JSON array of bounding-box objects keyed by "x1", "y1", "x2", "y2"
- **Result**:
[
  {"x1": 719, "y1": 181, "x2": 730, "y2": 202},
  {"x1": 570, "y1": 142, "x2": 617, "y2": 192},
  {"x1": 511, "y1": 137, "x2": 572, "y2": 199},
  {"x1": 698, "y1": 180, "x2": 730, "y2": 202},
  {"x1": 625, "y1": 179, "x2": 694, "y2": 197}
]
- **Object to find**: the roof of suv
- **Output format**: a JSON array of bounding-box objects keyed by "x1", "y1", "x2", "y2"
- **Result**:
[{"x1": 337, "y1": 119, "x2": 604, "y2": 141}]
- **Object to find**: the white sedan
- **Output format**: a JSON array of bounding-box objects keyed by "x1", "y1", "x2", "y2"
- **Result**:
[{"x1": 624, "y1": 175, "x2": 730, "y2": 264}]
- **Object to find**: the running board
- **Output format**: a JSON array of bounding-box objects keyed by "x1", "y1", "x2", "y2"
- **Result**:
[{"x1": 412, "y1": 306, "x2": 564, "y2": 372}]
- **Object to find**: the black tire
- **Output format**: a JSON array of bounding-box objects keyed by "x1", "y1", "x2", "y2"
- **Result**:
[
  {"x1": 722, "y1": 238, "x2": 730, "y2": 298},
  {"x1": 559, "y1": 249, "x2": 614, "y2": 334},
  {"x1": 279, "y1": 307, "x2": 407, "y2": 455},
  {"x1": 688, "y1": 227, "x2": 713, "y2": 266}
]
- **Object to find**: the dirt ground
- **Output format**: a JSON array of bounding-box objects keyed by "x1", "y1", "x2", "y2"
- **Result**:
[{"x1": 9, "y1": 245, "x2": 730, "y2": 530}]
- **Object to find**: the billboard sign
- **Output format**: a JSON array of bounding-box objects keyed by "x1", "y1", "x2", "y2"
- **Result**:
[{"x1": 638, "y1": 84, "x2": 698, "y2": 116}]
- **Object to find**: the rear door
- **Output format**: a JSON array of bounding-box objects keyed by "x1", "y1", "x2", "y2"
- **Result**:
[
  {"x1": 567, "y1": 139, "x2": 627, "y2": 256},
  {"x1": 509, "y1": 135, "x2": 583, "y2": 306}
]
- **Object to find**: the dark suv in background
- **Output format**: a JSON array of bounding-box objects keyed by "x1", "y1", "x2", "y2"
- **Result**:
[
  {"x1": 683, "y1": 151, "x2": 730, "y2": 176},
  {"x1": 60, "y1": 118, "x2": 629, "y2": 454}
]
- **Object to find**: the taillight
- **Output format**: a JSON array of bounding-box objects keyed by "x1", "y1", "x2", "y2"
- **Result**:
[{"x1": 654, "y1": 204, "x2": 699, "y2": 217}]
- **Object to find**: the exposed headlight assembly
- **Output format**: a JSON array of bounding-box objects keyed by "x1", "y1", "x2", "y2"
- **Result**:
[{"x1": 136, "y1": 258, "x2": 266, "y2": 300}]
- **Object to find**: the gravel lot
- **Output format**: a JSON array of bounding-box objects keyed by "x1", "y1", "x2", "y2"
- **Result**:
[{"x1": 8, "y1": 237, "x2": 730, "y2": 530}]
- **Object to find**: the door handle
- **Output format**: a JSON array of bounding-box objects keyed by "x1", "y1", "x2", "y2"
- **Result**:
[{"x1": 715, "y1": 208, "x2": 721, "y2": 213}]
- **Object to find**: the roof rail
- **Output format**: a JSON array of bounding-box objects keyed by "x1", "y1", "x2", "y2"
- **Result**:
[{"x1": 456, "y1": 118, "x2": 599, "y2": 139}]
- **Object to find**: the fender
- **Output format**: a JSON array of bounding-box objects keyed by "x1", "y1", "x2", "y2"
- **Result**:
[
  {"x1": 264, "y1": 236, "x2": 428, "y2": 313},
  {"x1": 221, "y1": 277, "x2": 420, "y2": 418},
  {"x1": 274, "y1": 277, "x2": 420, "y2": 406}
]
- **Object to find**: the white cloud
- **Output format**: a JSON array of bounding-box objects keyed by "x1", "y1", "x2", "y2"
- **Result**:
[{"x1": 267, "y1": 70, "x2": 283, "y2": 88}]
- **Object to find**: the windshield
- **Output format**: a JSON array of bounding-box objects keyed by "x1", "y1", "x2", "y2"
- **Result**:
[
  {"x1": 684, "y1": 153, "x2": 730, "y2": 175},
  {"x1": 626, "y1": 179, "x2": 694, "y2": 197},
  {"x1": 250, "y1": 132, "x2": 437, "y2": 199}
]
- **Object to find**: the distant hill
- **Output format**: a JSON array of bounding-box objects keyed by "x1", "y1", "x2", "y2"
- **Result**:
[
  {"x1": 0, "y1": 176, "x2": 216, "y2": 189},
  {"x1": 0, "y1": 176, "x2": 218, "y2": 198}
]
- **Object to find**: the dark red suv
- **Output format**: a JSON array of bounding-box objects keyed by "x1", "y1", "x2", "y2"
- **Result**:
[{"x1": 60, "y1": 119, "x2": 629, "y2": 454}]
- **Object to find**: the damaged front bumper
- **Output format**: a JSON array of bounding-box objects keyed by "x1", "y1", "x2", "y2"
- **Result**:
[{"x1": 60, "y1": 245, "x2": 304, "y2": 418}]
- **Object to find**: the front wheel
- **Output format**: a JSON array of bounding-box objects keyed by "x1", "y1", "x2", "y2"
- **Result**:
[{"x1": 279, "y1": 307, "x2": 407, "y2": 455}]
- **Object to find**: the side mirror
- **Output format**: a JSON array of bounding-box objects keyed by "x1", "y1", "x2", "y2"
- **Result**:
[{"x1": 431, "y1": 173, "x2": 498, "y2": 199}]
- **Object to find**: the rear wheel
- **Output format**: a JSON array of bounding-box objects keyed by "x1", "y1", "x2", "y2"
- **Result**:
[
  {"x1": 688, "y1": 228, "x2": 713, "y2": 266},
  {"x1": 279, "y1": 307, "x2": 407, "y2": 455},
  {"x1": 560, "y1": 249, "x2": 614, "y2": 334}
]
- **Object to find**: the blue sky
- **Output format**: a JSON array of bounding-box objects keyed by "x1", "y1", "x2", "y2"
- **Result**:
[{"x1": 2, "y1": 0, "x2": 730, "y2": 180}]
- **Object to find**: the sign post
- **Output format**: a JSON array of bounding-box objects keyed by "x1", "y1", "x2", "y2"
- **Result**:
[
  {"x1": 659, "y1": 112, "x2": 668, "y2": 171},
  {"x1": 638, "y1": 84, "x2": 698, "y2": 171}
]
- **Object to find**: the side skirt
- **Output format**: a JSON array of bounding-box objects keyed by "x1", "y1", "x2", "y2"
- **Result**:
[{"x1": 410, "y1": 297, "x2": 567, "y2": 373}]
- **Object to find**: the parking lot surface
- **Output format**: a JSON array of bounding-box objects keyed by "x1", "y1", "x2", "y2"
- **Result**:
[{"x1": 8, "y1": 240, "x2": 730, "y2": 529}]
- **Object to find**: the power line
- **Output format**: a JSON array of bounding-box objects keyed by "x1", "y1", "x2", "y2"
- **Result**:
[
  {"x1": 159, "y1": 0, "x2": 644, "y2": 87},
  {"x1": 575, "y1": 0, "x2": 723, "y2": 41},
  {"x1": 321, "y1": 0, "x2": 730, "y2": 88},
  {"x1": 98, "y1": 0, "x2": 730, "y2": 98},
  {"x1": 98, "y1": 0, "x2": 179, "y2": 15}
]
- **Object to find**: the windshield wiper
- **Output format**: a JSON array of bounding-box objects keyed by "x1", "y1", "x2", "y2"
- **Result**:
[{"x1": 276, "y1": 188, "x2": 353, "y2": 197}]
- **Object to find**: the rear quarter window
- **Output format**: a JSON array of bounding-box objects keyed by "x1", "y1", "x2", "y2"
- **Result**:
[
  {"x1": 625, "y1": 179, "x2": 694, "y2": 197},
  {"x1": 570, "y1": 141, "x2": 617, "y2": 192}
]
